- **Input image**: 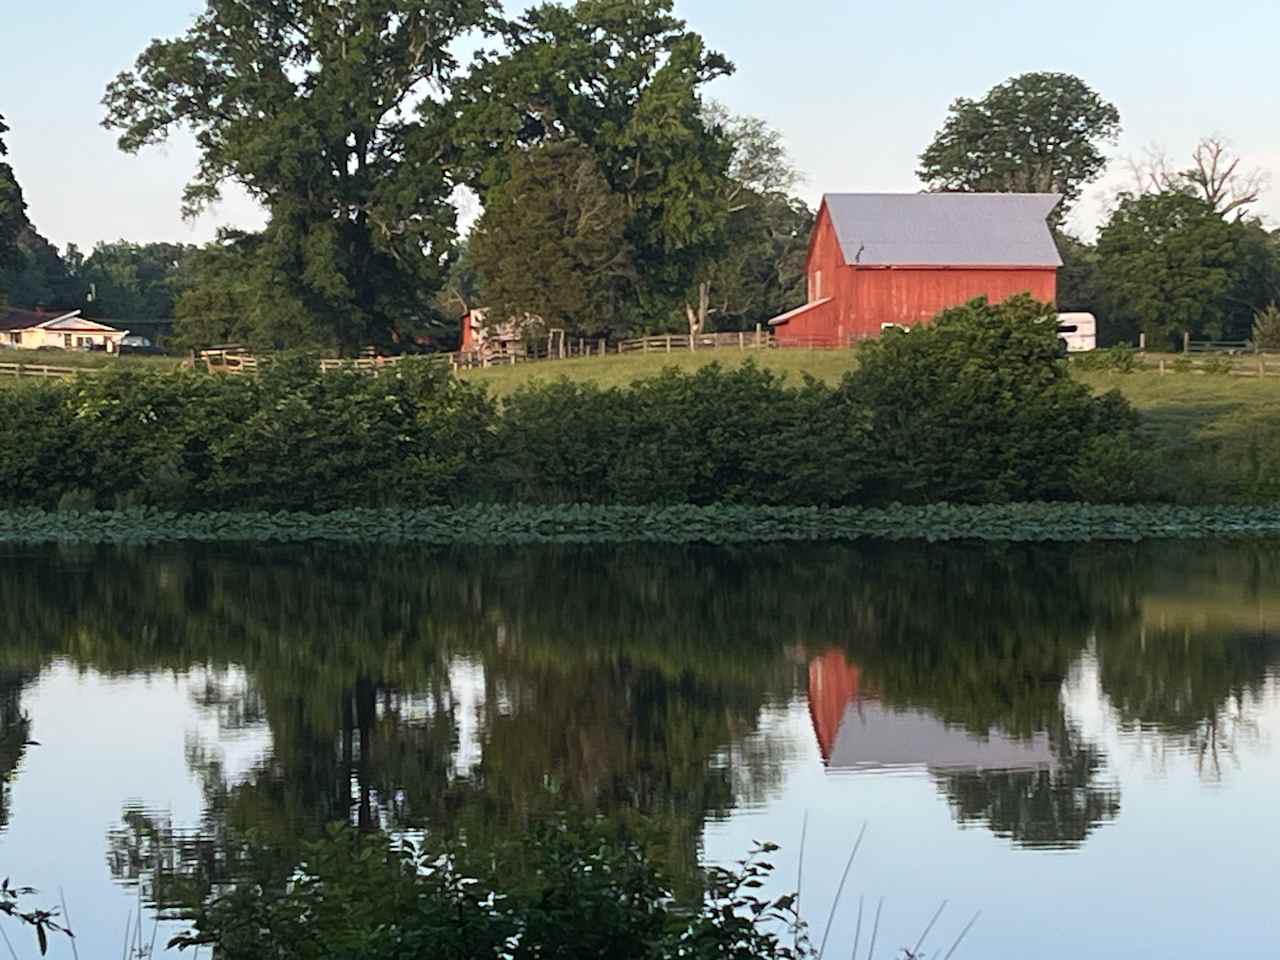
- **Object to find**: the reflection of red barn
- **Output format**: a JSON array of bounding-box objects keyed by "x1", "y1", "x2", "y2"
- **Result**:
[
  {"x1": 769, "y1": 194, "x2": 1062, "y2": 346},
  {"x1": 806, "y1": 651, "x2": 1055, "y2": 772},
  {"x1": 807, "y1": 652, "x2": 864, "y2": 764}
]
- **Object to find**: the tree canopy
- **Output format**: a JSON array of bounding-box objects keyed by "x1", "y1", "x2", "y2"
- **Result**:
[
  {"x1": 78, "y1": 241, "x2": 196, "y2": 321},
  {"x1": 1097, "y1": 191, "x2": 1264, "y2": 341},
  {"x1": 918, "y1": 72, "x2": 1121, "y2": 215},
  {"x1": 471, "y1": 141, "x2": 631, "y2": 338},
  {"x1": 0, "y1": 113, "x2": 28, "y2": 280},
  {"x1": 687, "y1": 106, "x2": 811, "y2": 333},
  {"x1": 455, "y1": 0, "x2": 734, "y2": 329},
  {"x1": 102, "y1": 0, "x2": 497, "y2": 351}
]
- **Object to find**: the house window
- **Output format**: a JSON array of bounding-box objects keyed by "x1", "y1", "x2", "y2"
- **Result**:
[
  {"x1": 64, "y1": 334, "x2": 73, "y2": 348},
  {"x1": 8, "y1": 333, "x2": 19, "y2": 345}
]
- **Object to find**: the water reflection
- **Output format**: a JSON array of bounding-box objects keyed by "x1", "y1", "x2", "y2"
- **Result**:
[{"x1": 0, "y1": 541, "x2": 1277, "y2": 937}]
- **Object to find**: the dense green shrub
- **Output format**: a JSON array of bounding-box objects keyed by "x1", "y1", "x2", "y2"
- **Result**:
[
  {"x1": 172, "y1": 824, "x2": 809, "y2": 960},
  {"x1": 1071, "y1": 345, "x2": 1139, "y2": 374},
  {"x1": 0, "y1": 358, "x2": 498, "y2": 511},
  {"x1": 497, "y1": 365, "x2": 870, "y2": 505},
  {"x1": 0, "y1": 312, "x2": 1153, "y2": 510},
  {"x1": 0, "y1": 383, "x2": 88, "y2": 508},
  {"x1": 200, "y1": 357, "x2": 498, "y2": 511},
  {"x1": 844, "y1": 295, "x2": 1142, "y2": 503},
  {"x1": 1253, "y1": 304, "x2": 1280, "y2": 350}
]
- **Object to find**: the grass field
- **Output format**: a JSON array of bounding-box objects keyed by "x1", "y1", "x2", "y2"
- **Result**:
[
  {"x1": 457, "y1": 348, "x2": 858, "y2": 396},
  {"x1": 0, "y1": 350, "x2": 184, "y2": 374},
  {"x1": 1076, "y1": 369, "x2": 1280, "y2": 502}
]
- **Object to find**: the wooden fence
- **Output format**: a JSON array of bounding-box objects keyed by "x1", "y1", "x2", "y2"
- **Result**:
[
  {"x1": 192, "y1": 335, "x2": 1280, "y2": 381},
  {"x1": 0, "y1": 361, "x2": 95, "y2": 381},
  {"x1": 1140, "y1": 353, "x2": 1280, "y2": 377}
]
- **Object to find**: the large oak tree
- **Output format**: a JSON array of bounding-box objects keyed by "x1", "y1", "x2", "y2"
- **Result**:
[
  {"x1": 455, "y1": 0, "x2": 734, "y2": 330},
  {"x1": 918, "y1": 72, "x2": 1121, "y2": 217},
  {"x1": 103, "y1": 0, "x2": 496, "y2": 351}
]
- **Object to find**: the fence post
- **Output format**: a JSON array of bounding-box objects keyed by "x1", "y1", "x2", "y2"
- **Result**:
[
  {"x1": 665, "y1": 335, "x2": 671, "y2": 354},
  {"x1": 1183, "y1": 331, "x2": 1191, "y2": 354},
  {"x1": 738, "y1": 331, "x2": 745, "y2": 351},
  {"x1": 643, "y1": 338, "x2": 649, "y2": 354},
  {"x1": 598, "y1": 338, "x2": 605, "y2": 356},
  {"x1": 755, "y1": 323, "x2": 762, "y2": 348},
  {"x1": 1159, "y1": 358, "x2": 1166, "y2": 375},
  {"x1": 1139, "y1": 332, "x2": 1147, "y2": 352},
  {"x1": 1260, "y1": 356, "x2": 1267, "y2": 378}
]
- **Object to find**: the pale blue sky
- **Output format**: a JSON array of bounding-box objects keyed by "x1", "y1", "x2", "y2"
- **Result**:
[{"x1": 4, "y1": 0, "x2": 1279, "y2": 253}]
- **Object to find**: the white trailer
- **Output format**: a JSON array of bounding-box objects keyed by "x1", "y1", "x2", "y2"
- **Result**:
[{"x1": 1056, "y1": 313, "x2": 1097, "y2": 353}]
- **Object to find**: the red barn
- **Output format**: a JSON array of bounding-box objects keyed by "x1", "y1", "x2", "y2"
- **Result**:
[{"x1": 769, "y1": 193, "x2": 1062, "y2": 345}]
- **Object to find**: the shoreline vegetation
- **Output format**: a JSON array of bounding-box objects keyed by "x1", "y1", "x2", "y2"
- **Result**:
[
  {"x1": 4, "y1": 298, "x2": 1279, "y2": 520},
  {"x1": 4, "y1": 504, "x2": 1280, "y2": 544}
]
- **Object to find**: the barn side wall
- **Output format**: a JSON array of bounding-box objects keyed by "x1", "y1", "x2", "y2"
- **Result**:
[
  {"x1": 845, "y1": 267, "x2": 1058, "y2": 338},
  {"x1": 773, "y1": 299, "x2": 841, "y2": 345}
]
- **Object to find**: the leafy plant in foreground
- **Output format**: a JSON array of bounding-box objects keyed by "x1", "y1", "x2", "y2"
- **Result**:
[
  {"x1": 170, "y1": 823, "x2": 810, "y2": 960},
  {"x1": 0, "y1": 879, "x2": 72, "y2": 956}
]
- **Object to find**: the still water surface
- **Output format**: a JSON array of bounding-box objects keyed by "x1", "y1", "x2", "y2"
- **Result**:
[{"x1": 1, "y1": 542, "x2": 1278, "y2": 958}]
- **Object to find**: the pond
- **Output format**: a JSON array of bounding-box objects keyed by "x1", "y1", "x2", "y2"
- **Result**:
[{"x1": 1, "y1": 541, "x2": 1278, "y2": 958}]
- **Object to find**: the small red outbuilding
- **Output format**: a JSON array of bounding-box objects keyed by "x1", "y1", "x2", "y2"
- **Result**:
[{"x1": 770, "y1": 193, "x2": 1062, "y2": 345}]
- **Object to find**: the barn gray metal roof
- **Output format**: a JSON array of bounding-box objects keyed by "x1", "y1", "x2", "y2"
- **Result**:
[{"x1": 822, "y1": 193, "x2": 1063, "y2": 268}]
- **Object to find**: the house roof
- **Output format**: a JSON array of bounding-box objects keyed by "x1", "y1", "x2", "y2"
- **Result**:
[
  {"x1": 39, "y1": 315, "x2": 124, "y2": 333},
  {"x1": 0, "y1": 309, "x2": 125, "y2": 334},
  {"x1": 822, "y1": 193, "x2": 1063, "y2": 268},
  {"x1": 0, "y1": 308, "x2": 79, "y2": 332}
]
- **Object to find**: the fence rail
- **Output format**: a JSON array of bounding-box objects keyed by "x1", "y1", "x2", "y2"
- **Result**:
[
  {"x1": 1140, "y1": 353, "x2": 1280, "y2": 377},
  {"x1": 0, "y1": 362, "x2": 95, "y2": 381},
  {"x1": 1185, "y1": 338, "x2": 1254, "y2": 355}
]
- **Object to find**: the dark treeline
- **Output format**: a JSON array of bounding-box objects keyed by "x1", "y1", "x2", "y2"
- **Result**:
[
  {"x1": 7, "y1": 8, "x2": 1280, "y2": 353},
  {"x1": 0, "y1": 297, "x2": 1154, "y2": 511}
]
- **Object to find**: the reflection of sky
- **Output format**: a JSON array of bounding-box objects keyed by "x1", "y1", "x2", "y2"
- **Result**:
[
  {"x1": 4, "y1": 655, "x2": 1280, "y2": 960},
  {"x1": 704, "y1": 662, "x2": 1280, "y2": 960},
  {"x1": 0, "y1": 662, "x2": 270, "y2": 960}
]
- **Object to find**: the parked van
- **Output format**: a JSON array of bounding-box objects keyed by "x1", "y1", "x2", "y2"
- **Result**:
[{"x1": 1056, "y1": 313, "x2": 1097, "y2": 353}]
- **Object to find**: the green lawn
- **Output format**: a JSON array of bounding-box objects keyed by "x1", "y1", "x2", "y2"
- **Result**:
[
  {"x1": 1076, "y1": 369, "x2": 1280, "y2": 502},
  {"x1": 457, "y1": 348, "x2": 858, "y2": 396},
  {"x1": 0, "y1": 351, "x2": 185, "y2": 385}
]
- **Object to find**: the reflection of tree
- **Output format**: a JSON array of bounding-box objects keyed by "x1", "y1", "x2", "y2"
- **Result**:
[
  {"x1": 0, "y1": 671, "x2": 33, "y2": 831},
  {"x1": 1, "y1": 541, "x2": 1279, "y2": 909},
  {"x1": 936, "y1": 733, "x2": 1120, "y2": 850},
  {"x1": 1097, "y1": 625, "x2": 1278, "y2": 780}
]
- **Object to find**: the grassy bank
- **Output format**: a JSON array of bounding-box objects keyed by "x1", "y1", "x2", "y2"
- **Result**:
[
  {"x1": 3, "y1": 504, "x2": 1280, "y2": 544},
  {"x1": 458, "y1": 348, "x2": 858, "y2": 396},
  {"x1": 1075, "y1": 370, "x2": 1280, "y2": 502}
]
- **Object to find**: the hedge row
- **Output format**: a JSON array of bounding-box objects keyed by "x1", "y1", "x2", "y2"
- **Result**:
[
  {"x1": 0, "y1": 298, "x2": 1149, "y2": 511},
  {"x1": 4, "y1": 504, "x2": 1280, "y2": 544}
]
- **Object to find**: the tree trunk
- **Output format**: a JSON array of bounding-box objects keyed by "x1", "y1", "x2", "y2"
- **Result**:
[{"x1": 685, "y1": 282, "x2": 711, "y2": 335}]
